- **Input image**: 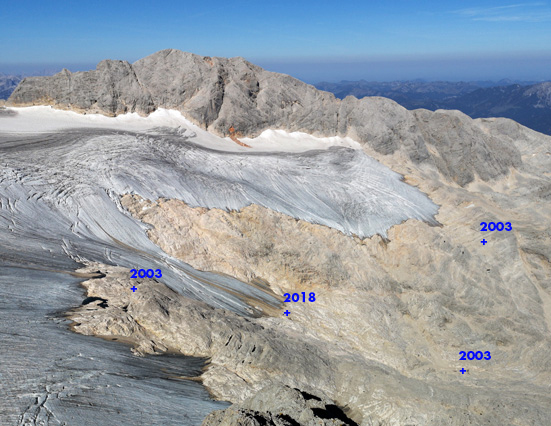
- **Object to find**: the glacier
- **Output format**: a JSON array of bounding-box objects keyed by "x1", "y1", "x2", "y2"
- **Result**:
[{"x1": 0, "y1": 106, "x2": 439, "y2": 425}]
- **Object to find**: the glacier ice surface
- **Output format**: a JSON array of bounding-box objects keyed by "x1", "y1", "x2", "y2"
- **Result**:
[{"x1": 0, "y1": 107, "x2": 439, "y2": 424}]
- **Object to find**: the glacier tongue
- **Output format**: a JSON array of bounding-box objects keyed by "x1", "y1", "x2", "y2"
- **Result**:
[
  {"x1": 0, "y1": 267, "x2": 229, "y2": 426},
  {"x1": 0, "y1": 114, "x2": 439, "y2": 311},
  {"x1": 17, "y1": 128, "x2": 438, "y2": 239},
  {"x1": 0, "y1": 110, "x2": 438, "y2": 425},
  {"x1": 1, "y1": 106, "x2": 439, "y2": 238}
]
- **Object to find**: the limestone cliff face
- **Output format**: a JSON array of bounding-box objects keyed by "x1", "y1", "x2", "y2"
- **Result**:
[
  {"x1": 9, "y1": 49, "x2": 522, "y2": 186},
  {"x1": 9, "y1": 62, "x2": 155, "y2": 116}
]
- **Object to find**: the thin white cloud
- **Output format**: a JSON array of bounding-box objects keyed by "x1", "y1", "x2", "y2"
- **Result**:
[
  {"x1": 453, "y1": 2, "x2": 551, "y2": 22},
  {"x1": 473, "y1": 13, "x2": 551, "y2": 22},
  {"x1": 455, "y1": 3, "x2": 544, "y2": 15}
]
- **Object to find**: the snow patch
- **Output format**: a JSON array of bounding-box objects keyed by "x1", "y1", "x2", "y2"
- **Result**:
[
  {"x1": 1, "y1": 106, "x2": 361, "y2": 153},
  {"x1": 239, "y1": 129, "x2": 361, "y2": 152}
]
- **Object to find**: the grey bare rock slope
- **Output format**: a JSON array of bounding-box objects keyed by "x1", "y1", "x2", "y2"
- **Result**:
[
  {"x1": 9, "y1": 48, "x2": 522, "y2": 186},
  {"x1": 316, "y1": 79, "x2": 551, "y2": 136}
]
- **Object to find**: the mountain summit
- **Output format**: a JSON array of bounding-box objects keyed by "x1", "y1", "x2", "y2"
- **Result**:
[{"x1": 9, "y1": 49, "x2": 526, "y2": 186}]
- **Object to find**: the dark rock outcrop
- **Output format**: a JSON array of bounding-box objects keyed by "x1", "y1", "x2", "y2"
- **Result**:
[{"x1": 202, "y1": 384, "x2": 359, "y2": 426}]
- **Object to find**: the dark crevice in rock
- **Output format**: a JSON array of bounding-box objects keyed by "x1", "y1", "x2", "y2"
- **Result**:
[
  {"x1": 82, "y1": 296, "x2": 108, "y2": 308},
  {"x1": 277, "y1": 414, "x2": 300, "y2": 426},
  {"x1": 294, "y1": 388, "x2": 321, "y2": 401},
  {"x1": 312, "y1": 404, "x2": 359, "y2": 426}
]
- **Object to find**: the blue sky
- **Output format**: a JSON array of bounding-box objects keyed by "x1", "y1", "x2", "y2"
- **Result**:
[{"x1": 1, "y1": 0, "x2": 550, "y2": 82}]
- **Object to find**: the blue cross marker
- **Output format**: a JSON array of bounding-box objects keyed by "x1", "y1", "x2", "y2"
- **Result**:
[
  {"x1": 283, "y1": 310, "x2": 290, "y2": 316},
  {"x1": 481, "y1": 239, "x2": 487, "y2": 245},
  {"x1": 460, "y1": 368, "x2": 466, "y2": 374},
  {"x1": 131, "y1": 286, "x2": 137, "y2": 292}
]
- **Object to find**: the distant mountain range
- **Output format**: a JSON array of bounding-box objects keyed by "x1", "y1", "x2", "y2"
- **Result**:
[
  {"x1": 6, "y1": 49, "x2": 526, "y2": 187},
  {"x1": 316, "y1": 80, "x2": 551, "y2": 135},
  {"x1": 0, "y1": 74, "x2": 22, "y2": 100}
]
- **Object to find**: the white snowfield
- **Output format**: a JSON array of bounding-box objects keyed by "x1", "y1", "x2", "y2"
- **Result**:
[
  {"x1": 0, "y1": 106, "x2": 438, "y2": 424},
  {"x1": 3, "y1": 106, "x2": 362, "y2": 152}
]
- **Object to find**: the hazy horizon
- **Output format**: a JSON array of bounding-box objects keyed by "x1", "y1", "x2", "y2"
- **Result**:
[
  {"x1": 2, "y1": 1, "x2": 551, "y2": 84},
  {"x1": 1, "y1": 51, "x2": 550, "y2": 85}
]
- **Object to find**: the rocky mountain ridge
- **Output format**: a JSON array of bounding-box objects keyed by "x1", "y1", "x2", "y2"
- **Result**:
[
  {"x1": 317, "y1": 79, "x2": 551, "y2": 135},
  {"x1": 8, "y1": 48, "x2": 525, "y2": 186}
]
